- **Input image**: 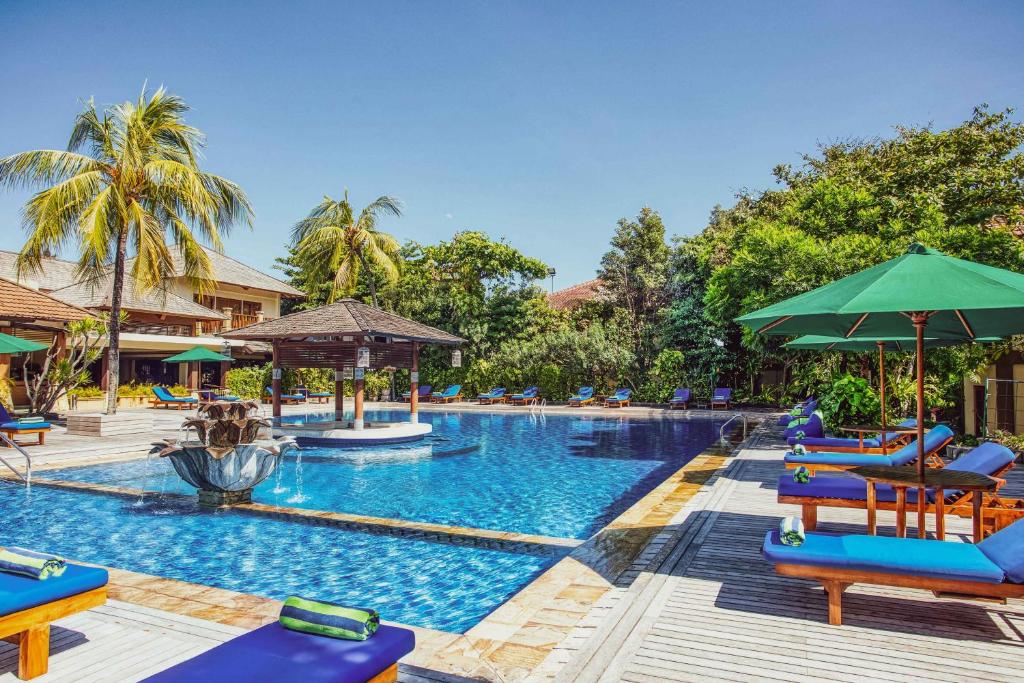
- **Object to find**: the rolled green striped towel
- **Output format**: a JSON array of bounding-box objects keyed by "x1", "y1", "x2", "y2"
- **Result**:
[
  {"x1": 279, "y1": 596, "x2": 380, "y2": 641},
  {"x1": 792, "y1": 443, "x2": 806, "y2": 456},
  {"x1": 794, "y1": 430, "x2": 806, "y2": 440},
  {"x1": 0, "y1": 546, "x2": 66, "y2": 580},
  {"x1": 16, "y1": 416, "x2": 44, "y2": 424},
  {"x1": 792, "y1": 465, "x2": 811, "y2": 483},
  {"x1": 780, "y1": 517, "x2": 805, "y2": 546}
]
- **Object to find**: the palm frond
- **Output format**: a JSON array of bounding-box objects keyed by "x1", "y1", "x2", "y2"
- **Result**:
[{"x1": 0, "y1": 150, "x2": 103, "y2": 190}]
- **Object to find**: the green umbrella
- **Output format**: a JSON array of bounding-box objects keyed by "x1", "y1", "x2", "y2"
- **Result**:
[
  {"x1": 0, "y1": 332, "x2": 48, "y2": 355},
  {"x1": 161, "y1": 346, "x2": 235, "y2": 363},
  {"x1": 738, "y1": 244, "x2": 1024, "y2": 504}
]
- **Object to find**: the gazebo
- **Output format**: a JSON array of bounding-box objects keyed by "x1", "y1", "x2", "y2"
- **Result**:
[{"x1": 221, "y1": 299, "x2": 464, "y2": 431}]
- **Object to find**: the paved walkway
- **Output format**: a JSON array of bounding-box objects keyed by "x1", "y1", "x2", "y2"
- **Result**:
[{"x1": 549, "y1": 424, "x2": 1024, "y2": 682}]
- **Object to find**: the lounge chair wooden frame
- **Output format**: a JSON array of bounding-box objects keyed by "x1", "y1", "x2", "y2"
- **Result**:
[
  {"x1": 507, "y1": 394, "x2": 539, "y2": 406},
  {"x1": 261, "y1": 395, "x2": 304, "y2": 405},
  {"x1": 800, "y1": 435, "x2": 913, "y2": 455},
  {"x1": 149, "y1": 398, "x2": 196, "y2": 410},
  {"x1": 0, "y1": 427, "x2": 48, "y2": 446},
  {"x1": 0, "y1": 586, "x2": 107, "y2": 679},
  {"x1": 710, "y1": 395, "x2": 731, "y2": 410},
  {"x1": 307, "y1": 394, "x2": 333, "y2": 404},
  {"x1": 478, "y1": 396, "x2": 505, "y2": 405},
  {"x1": 772, "y1": 562, "x2": 1024, "y2": 626},
  {"x1": 604, "y1": 396, "x2": 630, "y2": 408},
  {"x1": 432, "y1": 393, "x2": 461, "y2": 404},
  {"x1": 668, "y1": 400, "x2": 690, "y2": 410},
  {"x1": 780, "y1": 460, "x2": 1013, "y2": 541},
  {"x1": 784, "y1": 434, "x2": 953, "y2": 473},
  {"x1": 568, "y1": 396, "x2": 595, "y2": 407}
]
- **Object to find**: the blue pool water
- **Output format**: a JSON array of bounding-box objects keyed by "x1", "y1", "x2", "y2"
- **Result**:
[
  {"x1": 0, "y1": 484, "x2": 552, "y2": 633},
  {"x1": 0, "y1": 410, "x2": 728, "y2": 632},
  {"x1": 53, "y1": 410, "x2": 728, "y2": 539}
]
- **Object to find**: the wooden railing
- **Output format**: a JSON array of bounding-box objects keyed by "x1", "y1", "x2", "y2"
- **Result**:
[
  {"x1": 232, "y1": 313, "x2": 261, "y2": 329},
  {"x1": 198, "y1": 320, "x2": 223, "y2": 335},
  {"x1": 122, "y1": 322, "x2": 195, "y2": 337}
]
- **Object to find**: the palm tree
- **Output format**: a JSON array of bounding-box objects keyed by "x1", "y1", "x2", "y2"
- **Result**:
[
  {"x1": 291, "y1": 190, "x2": 403, "y2": 306},
  {"x1": 0, "y1": 86, "x2": 252, "y2": 414}
]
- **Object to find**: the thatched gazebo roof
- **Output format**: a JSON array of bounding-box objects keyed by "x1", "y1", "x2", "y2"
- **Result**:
[{"x1": 221, "y1": 299, "x2": 464, "y2": 370}]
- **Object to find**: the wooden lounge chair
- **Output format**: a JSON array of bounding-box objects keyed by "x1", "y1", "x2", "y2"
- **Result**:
[
  {"x1": 477, "y1": 387, "x2": 506, "y2": 405},
  {"x1": 668, "y1": 388, "x2": 691, "y2": 410},
  {"x1": 568, "y1": 387, "x2": 594, "y2": 407},
  {"x1": 0, "y1": 562, "x2": 108, "y2": 679},
  {"x1": 784, "y1": 424, "x2": 954, "y2": 473},
  {"x1": 0, "y1": 406, "x2": 50, "y2": 447},
  {"x1": 788, "y1": 418, "x2": 917, "y2": 454},
  {"x1": 263, "y1": 387, "x2": 306, "y2": 404},
  {"x1": 711, "y1": 387, "x2": 731, "y2": 410},
  {"x1": 762, "y1": 517, "x2": 1024, "y2": 626},
  {"x1": 431, "y1": 385, "x2": 461, "y2": 404},
  {"x1": 150, "y1": 386, "x2": 199, "y2": 410},
  {"x1": 604, "y1": 388, "x2": 632, "y2": 408},
  {"x1": 401, "y1": 385, "x2": 432, "y2": 402},
  {"x1": 507, "y1": 387, "x2": 539, "y2": 405},
  {"x1": 778, "y1": 442, "x2": 1015, "y2": 533},
  {"x1": 141, "y1": 621, "x2": 415, "y2": 683}
]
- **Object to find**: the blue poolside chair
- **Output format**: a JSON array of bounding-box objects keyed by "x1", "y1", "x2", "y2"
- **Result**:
[
  {"x1": 0, "y1": 404, "x2": 52, "y2": 446},
  {"x1": 296, "y1": 387, "x2": 334, "y2": 404},
  {"x1": 141, "y1": 620, "x2": 415, "y2": 683},
  {"x1": 778, "y1": 398, "x2": 817, "y2": 426},
  {"x1": 788, "y1": 418, "x2": 917, "y2": 453},
  {"x1": 264, "y1": 387, "x2": 306, "y2": 404},
  {"x1": 763, "y1": 516, "x2": 1024, "y2": 625},
  {"x1": 0, "y1": 560, "x2": 108, "y2": 678},
  {"x1": 784, "y1": 424, "x2": 955, "y2": 472},
  {"x1": 150, "y1": 386, "x2": 199, "y2": 410},
  {"x1": 668, "y1": 388, "x2": 691, "y2": 410},
  {"x1": 508, "y1": 386, "x2": 539, "y2": 405},
  {"x1": 568, "y1": 387, "x2": 595, "y2": 407},
  {"x1": 477, "y1": 387, "x2": 507, "y2": 405},
  {"x1": 783, "y1": 411, "x2": 825, "y2": 440},
  {"x1": 213, "y1": 393, "x2": 240, "y2": 402},
  {"x1": 401, "y1": 385, "x2": 432, "y2": 402},
  {"x1": 779, "y1": 441, "x2": 1015, "y2": 535},
  {"x1": 431, "y1": 385, "x2": 462, "y2": 404},
  {"x1": 711, "y1": 387, "x2": 732, "y2": 410},
  {"x1": 603, "y1": 388, "x2": 632, "y2": 408}
]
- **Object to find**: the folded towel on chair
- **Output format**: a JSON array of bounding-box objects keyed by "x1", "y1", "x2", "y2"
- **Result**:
[
  {"x1": 0, "y1": 546, "x2": 67, "y2": 579},
  {"x1": 779, "y1": 517, "x2": 805, "y2": 546},
  {"x1": 16, "y1": 416, "x2": 45, "y2": 424},
  {"x1": 792, "y1": 466, "x2": 811, "y2": 484},
  {"x1": 279, "y1": 596, "x2": 380, "y2": 641}
]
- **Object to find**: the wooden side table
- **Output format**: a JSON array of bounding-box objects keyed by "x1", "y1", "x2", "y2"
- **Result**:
[{"x1": 848, "y1": 466, "x2": 1000, "y2": 543}]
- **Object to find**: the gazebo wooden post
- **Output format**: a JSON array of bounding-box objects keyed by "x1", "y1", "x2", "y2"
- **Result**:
[
  {"x1": 334, "y1": 368, "x2": 345, "y2": 421},
  {"x1": 271, "y1": 341, "x2": 282, "y2": 418},
  {"x1": 410, "y1": 342, "x2": 419, "y2": 423},
  {"x1": 353, "y1": 347, "x2": 365, "y2": 431}
]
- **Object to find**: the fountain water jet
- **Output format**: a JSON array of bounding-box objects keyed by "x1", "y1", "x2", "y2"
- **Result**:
[{"x1": 151, "y1": 400, "x2": 296, "y2": 507}]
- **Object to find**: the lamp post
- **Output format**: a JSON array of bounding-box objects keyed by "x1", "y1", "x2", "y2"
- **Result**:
[{"x1": 547, "y1": 267, "x2": 556, "y2": 293}]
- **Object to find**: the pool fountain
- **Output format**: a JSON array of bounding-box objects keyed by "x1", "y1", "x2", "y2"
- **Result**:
[{"x1": 151, "y1": 400, "x2": 297, "y2": 507}]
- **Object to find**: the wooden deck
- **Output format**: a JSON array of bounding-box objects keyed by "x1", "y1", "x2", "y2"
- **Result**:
[
  {"x1": 548, "y1": 425, "x2": 1024, "y2": 682},
  {"x1": 0, "y1": 600, "x2": 471, "y2": 682}
]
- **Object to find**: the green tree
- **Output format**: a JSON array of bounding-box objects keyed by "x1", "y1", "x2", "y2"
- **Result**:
[
  {"x1": 290, "y1": 190, "x2": 403, "y2": 306},
  {"x1": 0, "y1": 87, "x2": 252, "y2": 413}
]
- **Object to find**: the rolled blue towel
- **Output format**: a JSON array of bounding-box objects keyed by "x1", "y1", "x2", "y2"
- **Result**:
[
  {"x1": 792, "y1": 465, "x2": 811, "y2": 484},
  {"x1": 280, "y1": 596, "x2": 379, "y2": 641},
  {"x1": 0, "y1": 546, "x2": 66, "y2": 580},
  {"x1": 779, "y1": 517, "x2": 805, "y2": 546}
]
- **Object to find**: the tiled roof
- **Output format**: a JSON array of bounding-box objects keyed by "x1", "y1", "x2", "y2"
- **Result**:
[
  {"x1": 547, "y1": 278, "x2": 606, "y2": 310},
  {"x1": 49, "y1": 275, "x2": 228, "y2": 321},
  {"x1": 0, "y1": 277, "x2": 91, "y2": 322},
  {"x1": 222, "y1": 299, "x2": 465, "y2": 344},
  {"x1": 0, "y1": 251, "x2": 80, "y2": 292},
  {"x1": 164, "y1": 245, "x2": 304, "y2": 298}
]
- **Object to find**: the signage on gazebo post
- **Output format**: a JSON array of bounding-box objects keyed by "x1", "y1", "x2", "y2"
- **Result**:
[
  {"x1": 451, "y1": 349, "x2": 462, "y2": 367},
  {"x1": 357, "y1": 346, "x2": 370, "y2": 368}
]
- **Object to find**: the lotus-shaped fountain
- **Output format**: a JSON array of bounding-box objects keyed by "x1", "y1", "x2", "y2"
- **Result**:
[{"x1": 151, "y1": 400, "x2": 297, "y2": 507}]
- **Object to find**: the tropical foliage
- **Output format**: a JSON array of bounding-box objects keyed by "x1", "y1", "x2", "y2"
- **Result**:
[
  {"x1": 21, "y1": 317, "x2": 108, "y2": 414},
  {"x1": 0, "y1": 86, "x2": 252, "y2": 413}
]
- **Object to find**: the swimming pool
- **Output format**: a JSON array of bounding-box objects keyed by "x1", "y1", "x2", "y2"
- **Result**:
[
  {"x1": 52, "y1": 410, "x2": 729, "y2": 539},
  {"x1": 0, "y1": 410, "x2": 729, "y2": 632}
]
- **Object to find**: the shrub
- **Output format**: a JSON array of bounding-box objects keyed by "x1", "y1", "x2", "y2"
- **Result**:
[
  {"x1": 819, "y1": 374, "x2": 880, "y2": 427},
  {"x1": 67, "y1": 384, "x2": 103, "y2": 399}
]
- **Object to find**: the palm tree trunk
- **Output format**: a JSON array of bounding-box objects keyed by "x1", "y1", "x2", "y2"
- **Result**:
[
  {"x1": 358, "y1": 253, "x2": 379, "y2": 307},
  {"x1": 104, "y1": 228, "x2": 129, "y2": 415}
]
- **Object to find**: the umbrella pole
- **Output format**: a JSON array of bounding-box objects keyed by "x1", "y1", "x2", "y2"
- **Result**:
[
  {"x1": 878, "y1": 342, "x2": 888, "y2": 456},
  {"x1": 912, "y1": 313, "x2": 929, "y2": 539}
]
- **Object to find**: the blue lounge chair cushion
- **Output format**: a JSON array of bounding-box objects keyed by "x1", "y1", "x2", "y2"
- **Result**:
[
  {"x1": 1, "y1": 421, "x2": 51, "y2": 430},
  {"x1": 141, "y1": 622, "x2": 415, "y2": 683},
  {"x1": 785, "y1": 425, "x2": 954, "y2": 467},
  {"x1": 308, "y1": 393, "x2": 333, "y2": 398},
  {"x1": 979, "y1": 518, "x2": 1024, "y2": 584},
  {"x1": 0, "y1": 562, "x2": 108, "y2": 615},
  {"x1": 713, "y1": 388, "x2": 731, "y2": 402},
  {"x1": 778, "y1": 474, "x2": 930, "y2": 505},
  {"x1": 153, "y1": 387, "x2": 197, "y2": 403},
  {"x1": 784, "y1": 412, "x2": 824, "y2": 439},
  {"x1": 762, "y1": 530, "x2": 1005, "y2": 583},
  {"x1": 510, "y1": 387, "x2": 538, "y2": 399},
  {"x1": 669, "y1": 388, "x2": 691, "y2": 404},
  {"x1": 787, "y1": 418, "x2": 919, "y2": 448},
  {"x1": 606, "y1": 389, "x2": 631, "y2": 402}
]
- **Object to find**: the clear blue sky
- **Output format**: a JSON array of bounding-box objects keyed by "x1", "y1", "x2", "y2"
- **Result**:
[{"x1": 2, "y1": 1, "x2": 1022, "y2": 289}]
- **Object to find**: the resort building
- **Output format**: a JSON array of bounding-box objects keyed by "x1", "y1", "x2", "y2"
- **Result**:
[
  {"x1": 963, "y1": 352, "x2": 1024, "y2": 436},
  {"x1": 547, "y1": 278, "x2": 606, "y2": 310},
  {"x1": 0, "y1": 246, "x2": 303, "y2": 390}
]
